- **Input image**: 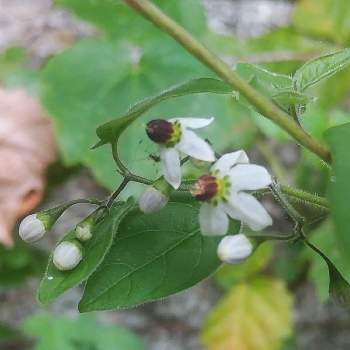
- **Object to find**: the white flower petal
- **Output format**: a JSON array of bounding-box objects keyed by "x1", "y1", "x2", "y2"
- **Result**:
[
  {"x1": 217, "y1": 234, "x2": 253, "y2": 264},
  {"x1": 199, "y1": 203, "x2": 229, "y2": 236},
  {"x1": 212, "y1": 150, "x2": 249, "y2": 176},
  {"x1": 169, "y1": 117, "x2": 214, "y2": 129},
  {"x1": 176, "y1": 129, "x2": 215, "y2": 162},
  {"x1": 224, "y1": 192, "x2": 272, "y2": 231},
  {"x1": 229, "y1": 164, "x2": 272, "y2": 192},
  {"x1": 160, "y1": 147, "x2": 181, "y2": 189}
]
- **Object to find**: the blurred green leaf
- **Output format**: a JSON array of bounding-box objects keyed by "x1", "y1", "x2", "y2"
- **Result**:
[
  {"x1": 55, "y1": 0, "x2": 207, "y2": 41},
  {"x1": 202, "y1": 277, "x2": 293, "y2": 350},
  {"x1": 0, "y1": 47, "x2": 25, "y2": 81},
  {"x1": 23, "y1": 312, "x2": 143, "y2": 350},
  {"x1": 79, "y1": 202, "x2": 232, "y2": 312},
  {"x1": 0, "y1": 323, "x2": 18, "y2": 342},
  {"x1": 38, "y1": 200, "x2": 134, "y2": 304},
  {"x1": 294, "y1": 49, "x2": 350, "y2": 91},
  {"x1": 215, "y1": 242, "x2": 272, "y2": 290},
  {"x1": 325, "y1": 122, "x2": 350, "y2": 264},
  {"x1": 293, "y1": 0, "x2": 350, "y2": 45},
  {"x1": 0, "y1": 241, "x2": 46, "y2": 287}
]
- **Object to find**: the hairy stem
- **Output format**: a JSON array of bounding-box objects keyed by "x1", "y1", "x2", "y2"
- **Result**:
[
  {"x1": 123, "y1": 0, "x2": 331, "y2": 164},
  {"x1": 280, "y1": 184, "x2": 329, "y2": 209}
]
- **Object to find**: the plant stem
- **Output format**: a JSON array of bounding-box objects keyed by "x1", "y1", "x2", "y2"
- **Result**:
[
  {"x1": 280, "y1": 185, "x2": 329, "y2": 209},
  {"x1": 111, "y1": 141, "x2": 130, "y2": 176},
  {"x1": 123, "y1": 0, "x2": 331, "y2": 164},
  {"x1": 107, "y1": 178, "x2": 130, "y2": 207},
  {"x1": 258, "y1": 184, "x2": 328, "y2": 210}
]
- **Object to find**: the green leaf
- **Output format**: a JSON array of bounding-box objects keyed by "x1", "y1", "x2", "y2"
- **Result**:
[
  {"x1": 95, "y1": 77, "x2": 233, "y2": 147},
  {"x1": 23, "y1": 312, "x2": 144, "y2": 350},
  {"x1": 235, "y1": 63, "x2": 293, "y2": 97},
  {"x1": 272, "y1": 91, "x2": 315, "y2": 109},
  {"x1": 308, "y1": 220, "x2": 346, "y2": 302},
  {"x1": 79, "y1": 202, "x2": 227, "y2": 312},
  {"x1": 293, "y1": 0, "x2": 350, "y2": 45},
  {"x1": 325, "y1": 122, "x2": 350, "y2": 264},
  {"x1": 201, "y1": 277, "x2": 293, "y2": 350},
  {"x1": 294, "y1": 49, "x2": 350, "y2": 91},
  {"x1": 0, "y1": 323, "x2": 18, "y2": 342},
  {"x1": 55, "y1": 0, "x2": 207, "y2": 41},
  {"x1": 215, "y1": 242, "x2": 272, "y2": 290},
  {"x1": 0, "y1": 241, "x2": 46, "y2": 287},
  {"x1": 38, "y1": 199, "x2": 135, "y2": 304},
  {"x1": 305, "y1": 237, "x2": 350, "y2": 308},
  {"x1": 0, "y1": 47, "x2": 26, "y2": 81}
]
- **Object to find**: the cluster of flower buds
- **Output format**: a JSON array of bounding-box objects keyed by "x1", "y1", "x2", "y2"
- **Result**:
[
  {"x1": 19, "y1": 202, "x2": 101, "y2": 271},
  {"x1": 143, "y1": 117, "x2": 274, "y2": 265}
]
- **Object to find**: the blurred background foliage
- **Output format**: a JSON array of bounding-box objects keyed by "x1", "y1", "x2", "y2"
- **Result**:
[{"x1": 2, "y1": 0, "x2": 350, "y2": 349}]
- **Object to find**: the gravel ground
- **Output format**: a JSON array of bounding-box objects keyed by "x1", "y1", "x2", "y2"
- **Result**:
[{"x1": 2, "y1": 1, "x2": 350, "y2": 350}]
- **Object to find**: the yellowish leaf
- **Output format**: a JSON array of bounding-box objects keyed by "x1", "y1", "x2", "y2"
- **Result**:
[{"x1": 202, "y1": 277, "x2": 293, "y2": 350}]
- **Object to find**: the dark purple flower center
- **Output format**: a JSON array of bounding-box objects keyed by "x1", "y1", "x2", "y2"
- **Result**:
[{"x1": 146, "y1": 119, "x2": 173, "y2": 144}]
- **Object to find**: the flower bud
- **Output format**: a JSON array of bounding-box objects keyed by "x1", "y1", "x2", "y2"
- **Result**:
[
  {"x1": 53, "y1": 240, "x2": 83, "y2": 271},
  {"x1": 75, "y1": 212, "x2": 98, "y2": 242},
  {"x1": 139, "y1": 177, "x2": 171, "y2": 214},
  {"x1": 19, "y1": 214, "x2": 46, "y2": 243},
  {"x1": 19, "y1": 202, "x2": 78, "y2": 243},
  {"x1": 75, "y1": 222, "x2": 93, "y2": 242},
  {"x1": 139, "y1": 187, "x2": 168, "y2": 214},
  {"x1": 146, "y1": 119, "x2": 174, "y2": 144},
  {"x1": 217, "y1": 234, "x2": 254, "y2": 264}
]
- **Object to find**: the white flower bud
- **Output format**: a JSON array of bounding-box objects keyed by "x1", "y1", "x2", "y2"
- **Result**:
[
  {"x1": 75, "y1": 222, "x2": 93, "y2": 242},
  {"x1": 139, "y1": 186, "x2": 168, "y2": 214},
  {"x1": 53, "y1": 240, "x2": 83, "y2": 271},
  {"x1": 217, "y1": 234, "x2": 254, "y2": 264},
  {"x1": 19, "y1": 214, "x2": 46, "y2": 243}
]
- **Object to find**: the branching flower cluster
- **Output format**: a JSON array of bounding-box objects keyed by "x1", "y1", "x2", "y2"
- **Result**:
[{"x1": 19, "y1": 116, "x2": 275, "y2": 269}]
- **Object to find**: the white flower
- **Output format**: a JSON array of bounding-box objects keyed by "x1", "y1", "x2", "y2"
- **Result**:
[
  {"x1": 191, "y1": 150, "x2": 272, "y2": 235},
  {"x1": 146, "y1": 117, "x2": 215, "y2": 189},
  {"x1": 53, "y1": 240, "x2": 83, "y2": 271},
  {"x1": 139, "y1": 186, "x2": 168, "y2": 214},
  {"x1": 19, "y1": 214, "x2": 46, "y2": 243},
  {"x1": 217, "y1": 234, "x2": 254, "y2": 264}
]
